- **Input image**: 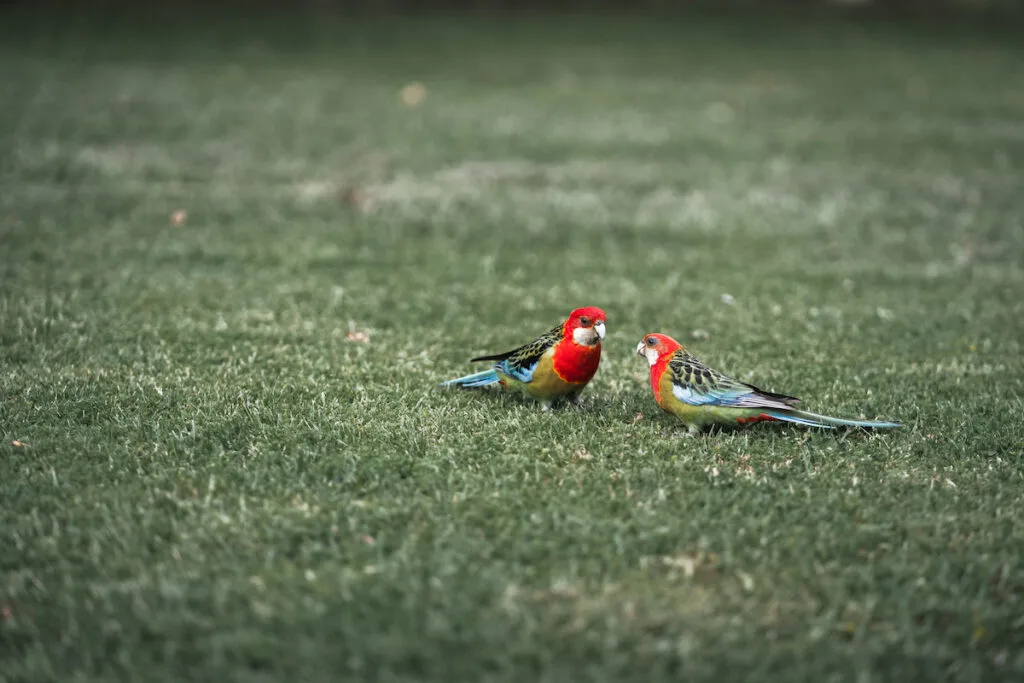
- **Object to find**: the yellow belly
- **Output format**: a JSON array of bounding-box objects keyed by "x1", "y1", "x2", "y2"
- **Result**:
[
  {"x1": 499, "y1": 350, "x2": 583, "y2": 400},
  {"x1": 659, "y1": 371, "x2": 708, "y2": 427}
]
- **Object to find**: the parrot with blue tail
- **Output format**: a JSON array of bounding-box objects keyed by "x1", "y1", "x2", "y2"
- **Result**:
[
  {"x1": 637, "y1": 333, "x2": 900, "y2": 433},
  {"x1": 441, "y1": 306, "x2": 606, "y2": 409}
]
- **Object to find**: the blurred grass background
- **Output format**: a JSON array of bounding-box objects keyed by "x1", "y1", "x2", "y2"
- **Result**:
[{"x1": 1, "y1": 6, "x2": 1023, "y2": 682}]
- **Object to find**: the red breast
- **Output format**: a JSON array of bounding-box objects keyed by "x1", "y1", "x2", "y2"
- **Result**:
[
  {"x1": 552, "y1": 338, "x2": 602, "y2": 384},
  {"x1": 650, "y1": 353, "x2": 673, "y2": 404}
]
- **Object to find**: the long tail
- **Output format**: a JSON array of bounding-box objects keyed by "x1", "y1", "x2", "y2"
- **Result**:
[
  {"x1": 763, "y1": 408, "x2": 900, "y2": 429},
  {"x1": 439, "y1": 368, "x2": 500, "y2": 389}
]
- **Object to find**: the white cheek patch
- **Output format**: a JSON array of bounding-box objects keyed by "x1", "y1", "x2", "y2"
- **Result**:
[
  {"x1": 644, "y1": 348, "x2": 660, "y2": 366},
  {"x1": 573, "y1": 326, "x2": 597, "y2": 346}
]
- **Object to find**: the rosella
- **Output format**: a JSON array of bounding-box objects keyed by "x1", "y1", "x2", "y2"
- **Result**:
[
  {"x1": 637, "y1": 333, "x2": 900, "y2": 433},
  {"x1": 441, "y1": 306, "x2": 606, "y2": 409}
]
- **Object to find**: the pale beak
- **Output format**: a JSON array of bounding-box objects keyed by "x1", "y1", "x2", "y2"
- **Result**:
[
  {"x1": 594, "y1": 321, "x2": 606, "y2": 340},
  {"x1": 636, "y1": 341, "x2": 645, "y2": 356}
]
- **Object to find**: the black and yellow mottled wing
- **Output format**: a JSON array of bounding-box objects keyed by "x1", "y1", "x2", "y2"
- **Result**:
[
  {"x1": 666, "y1": 350, "x2": 800, "y2": 409},
  {"x1": 471, "y1": 324, "x2": 563, "y2": 383}
]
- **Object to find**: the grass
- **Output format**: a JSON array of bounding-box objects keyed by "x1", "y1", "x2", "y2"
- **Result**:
[{"x1": 1, "y1": 9, "x2": 1023, "y2": 682}]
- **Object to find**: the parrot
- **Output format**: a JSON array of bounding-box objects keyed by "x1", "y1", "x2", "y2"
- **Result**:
[
  {"x1": 636, "y1": 332, "x2": 900, "y2": 433},
  {"x1": 440, "y1": 306, "x2": 607, "y2": 409}
]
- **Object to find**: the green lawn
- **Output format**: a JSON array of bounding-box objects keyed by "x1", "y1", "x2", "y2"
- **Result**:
[{"x1": 2, "y1": 10, "x2": 1023, "y2": 682}]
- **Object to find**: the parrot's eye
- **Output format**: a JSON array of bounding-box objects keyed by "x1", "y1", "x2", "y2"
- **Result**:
[
  {"x1": 646, "y1": 337, "x2": 657, "y2": 346},
  {"x1": 580, "y1": 316, "x2": 591, "y2": 326}
]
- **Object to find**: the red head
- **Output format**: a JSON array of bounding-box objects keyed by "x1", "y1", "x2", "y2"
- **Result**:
[
  {"x1": 636, "y1": 333, "x2": 682, "y2": 366},
  {"x1": 563, "y1": 306, "x2": 607, "y2": 347}
]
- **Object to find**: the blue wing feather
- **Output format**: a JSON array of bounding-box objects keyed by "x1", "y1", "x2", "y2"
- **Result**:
[
  {"x1": 497, "y1": 357, "x2": 539, "y2": 383},
  {"x1": 668, "y1": 352, "x2": 798, "y2": 410}
]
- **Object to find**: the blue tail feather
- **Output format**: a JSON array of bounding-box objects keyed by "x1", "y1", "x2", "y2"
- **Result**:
[
  {"x1": 764, "y1": 411, "x2": 834, "y2": 428},
  {"x1": 439, "y1": 368, "x2": 500, "y2": 389},
  {"x1": 765, "y1": 409, "x2": 901, "y2": 429}
]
